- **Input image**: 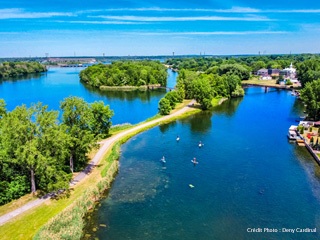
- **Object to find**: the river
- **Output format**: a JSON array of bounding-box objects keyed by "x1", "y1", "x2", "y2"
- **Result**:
[
  {"x1": 0, "y1": 67, "x2": 178, "y2": 124},
  {"x1": 83, "y1": 87, "x2": 320, "y2": 240}
]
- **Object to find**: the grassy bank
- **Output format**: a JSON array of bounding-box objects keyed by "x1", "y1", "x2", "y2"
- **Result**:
[
  {"x1": 0, "y1": 97, "x2": 225, "y2": 239},
  {"x1": 242, "y1": 79, "x2": 300, "y2": 88},
  {"x1": 99, "y1": 84, "x2": 160, "y2": 91},
  {"x1": 33, "y1": 161, "x2": 118, "y2": 240},
  {"x1": 0, "y1": 101, "x2": 197, "y2": 239}
]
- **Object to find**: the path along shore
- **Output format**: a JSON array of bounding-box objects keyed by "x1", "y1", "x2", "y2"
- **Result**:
[{"x1": 0, "y1": 100, "x2": 196, "y2": 226}]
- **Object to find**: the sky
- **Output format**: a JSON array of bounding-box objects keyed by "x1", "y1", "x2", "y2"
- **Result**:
[{"x1": 1, "y1": 0, "x2": 320, "y2": 57}]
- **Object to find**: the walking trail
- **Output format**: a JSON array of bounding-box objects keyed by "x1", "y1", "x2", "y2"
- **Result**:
[{"x1": 0, "y1": 100, "x2": 196, "y2": 226}]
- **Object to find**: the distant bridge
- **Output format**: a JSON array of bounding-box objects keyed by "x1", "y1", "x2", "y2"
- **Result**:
[
  {"x1": 242, "y1": 83, "x2": 297, "y2": 92},
  {"x1": 60, "y1": 64, "x2": 88, "y2": 68}
]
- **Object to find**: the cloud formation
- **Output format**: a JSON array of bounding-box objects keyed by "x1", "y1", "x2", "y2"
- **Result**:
[
  {"x1": 95, "y1": 15, "x2": 274, "y2": 22},
  {"x1": 127, "y1": 31, "x2": 288, "y2": 35},
  {"x1": 0, "y1": 8, "x2": 74, "y2": 19}
]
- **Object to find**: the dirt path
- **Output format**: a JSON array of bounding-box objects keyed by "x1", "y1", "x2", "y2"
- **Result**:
[{"x1": 0, "y1": 100, "x2": 196, "y2": 226}]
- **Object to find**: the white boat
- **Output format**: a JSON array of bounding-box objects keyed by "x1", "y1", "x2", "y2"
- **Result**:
[{"x1": 287, "y1": 130, "x2": 298, "y2": 140}]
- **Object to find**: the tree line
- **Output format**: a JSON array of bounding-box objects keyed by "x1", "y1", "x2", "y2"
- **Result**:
[
  {"x1": 0, "y1": 97, "x2": 113, "y2": 205},
  {"x1": 0, "y1": 62, "x2": 47, "y2": 78},
  {"x1": 158, "y1": 70, "x2": 244, "y2": 114},
  {"x1": 165, "y1": 54, "x2": 320, "y2": 73},
  {"x1": 79, "y1": 61, "x2": 168, "y2": 88}
]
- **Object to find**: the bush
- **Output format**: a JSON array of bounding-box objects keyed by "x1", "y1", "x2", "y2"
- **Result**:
[
  {"x1": 231, "y1": 85, "x2": 245, "y2": 98},
  {"x1": 164, "y1": 91, "x2": 179, "y2": 108},
  {"x1": 158, "y1": 98, "x2": 172, "y2": 115},
  {"x1": 285, "y1": 80, "x2": 293, "y2": 85}
]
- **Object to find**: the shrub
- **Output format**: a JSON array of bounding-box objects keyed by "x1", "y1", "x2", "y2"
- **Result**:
[
  {"x1": 158, "y1": 98, "x2": 172, "y2": 115},
  {"x1": 285, "y1": 80, "x2": 293, "y2": 85}
]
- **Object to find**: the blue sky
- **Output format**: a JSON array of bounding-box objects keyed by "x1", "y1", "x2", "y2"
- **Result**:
[{"x1": 1, "y1": 0, "x2": 320, "y2": 57}]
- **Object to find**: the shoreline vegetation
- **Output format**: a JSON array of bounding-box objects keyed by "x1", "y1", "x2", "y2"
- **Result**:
[
  {"x1": 32, "y1": 97, "x2": 226, "y2": 240},
  {"x1": 99, "y1": 84, "x2": 162, "y2": 91},
  {"x1": 0, "y1": 97, "x2": 227, "y2": 240},
  {"x1": 0, "y1": 62, "x2": 47, "y2": 79},
  {"x1": 79, "y1": 61, "x2": 168, "y2": 89}
]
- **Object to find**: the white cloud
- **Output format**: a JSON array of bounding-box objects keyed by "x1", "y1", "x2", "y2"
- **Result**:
[
  {"x1": 54, "y1": 20, "x2": 148, "y2": 24},
  {"x1": 127, "y1": 31, "x2": 288, "y2": 35},
  {"x1": 88, "y1": 7, "x2": 320, "y2": 13},
  {"x1": 94, "y1": 15, "x2": 274, "y2": 22},
  {"x1": 0, "y1": 8, "x2": 74, "y2": 19}
]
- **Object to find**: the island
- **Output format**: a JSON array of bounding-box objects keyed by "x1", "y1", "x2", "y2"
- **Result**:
[
  {"x1": 0, "y1": 62, "x2": 47, "y2": 78},
  {"x1": 79, "y1": 61, "x2": 168, "y2": 90}
]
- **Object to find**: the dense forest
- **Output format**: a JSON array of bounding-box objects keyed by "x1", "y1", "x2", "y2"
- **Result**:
[
  {"x1": 80, "y1": 61, "x2": 168, "y2": 88},
  {"x1": 0, "y1": 97, "x2": 113, "y2": 205},
  {"x1": 0, "y1": 62, "x2": 47, "y2": 78},
  {"x1": 165, "y1": 54, "x2": 320, "y2": 73},
  {"x1": 158, "y1": 70, "x2": 244, "y2": 114}
]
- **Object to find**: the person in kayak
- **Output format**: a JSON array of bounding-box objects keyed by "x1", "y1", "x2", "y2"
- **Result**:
[
  {"x1": 160, "y1": 156, "x2": 166, "y2": 163},
  {"x1": 191, "y1": 157, "x2": 198, "y2": 165}
]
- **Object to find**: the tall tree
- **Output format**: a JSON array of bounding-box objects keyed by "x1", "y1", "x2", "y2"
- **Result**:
[
  {"x1": 300, "y1": 80, "x2": 320, "y2": 120},
  {"x1": 90, "y1": 101, "x2": 114, "y2": 138},
  {"x1": 191, "y1": 77, "x2": 213, "y2": 110},
  {"x1": 0, "y1": 103, "x2": 70, "y2": 194},
  {"x1": 60, "y1": 96, "x2": 95, "y2": 173}
]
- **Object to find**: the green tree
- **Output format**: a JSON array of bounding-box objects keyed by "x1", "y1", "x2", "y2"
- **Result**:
[
  {"x1": 60, "y1": 96, "x2": 96, "y2": 173},
  {"x1": 158, "y1": 98, "x2": 172, "y2": 115},
  {"x1": 300, "y1": 80, "x2": 320, "y2": 120},
  {"x1": 90, "y1": 101, "x2": 114, "y2": 138},
  {"x1": 0, "y1": 99, "x2": 7, "y2": 117},
  {"x1": 225, "y1": 75, "x2": 242, "y2": 96},
  {"x1": 252, "y1": 61, "x2": 266, "y2": 72},
  {"x1": 231, "y1": 85, "x2": 245, "y2": 98},
  {"x1": 191, "y1": 77, "x2": 213, "y2": 110},
  {"x1": 0, "y1": 103, "x2": 71, "y2": 194},
  {"x1": 164, "y1": 91, "x2": 179, "y2": 108}
]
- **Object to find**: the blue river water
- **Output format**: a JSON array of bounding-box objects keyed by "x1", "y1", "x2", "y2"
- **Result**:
[
  {"x1": 0, "y1": 67, "x2": 178, "y2": 124},
  {"x1": 83, "y1": 87, "x2": 320, "y2": 240}
]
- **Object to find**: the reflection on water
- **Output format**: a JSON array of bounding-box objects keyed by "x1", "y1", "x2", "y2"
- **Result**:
[
  {"x1": 0, "y1": 67, "x2": 177, "y2": 124},
  {"x1": 212, "y1": 96, "x2": 244, "y2": 117},
  {"x1": 0, "y1": 72, "x2": 43, "y2": 83},
  {"x1": 83, "y1": 87, "x2": 320, "y2": 240},
  {"x1": 82, "y1": 82, "x2": 166, "y2": 103}
]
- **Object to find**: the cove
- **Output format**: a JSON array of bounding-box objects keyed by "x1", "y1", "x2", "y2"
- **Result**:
[
  {"x1": 0, "y1": 67, "x2": 177, "y2": 124},
  {"x1": 83, "y1": 87, "x2": 320, "y2": 240}
]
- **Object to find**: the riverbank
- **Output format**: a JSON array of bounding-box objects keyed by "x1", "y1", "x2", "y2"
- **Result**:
[
  {"x1": 242, "y1": 79, "x2": 300, "y2": 88},
  {"x1": 99, "y1": 84, "x2": 162, "y2": 91},
  {"x1": 0, "y1": 97, "x2": 227, "y2": 239},
  {"x1": 0, "y1": 99, "x2": 196, "y2": 239}
]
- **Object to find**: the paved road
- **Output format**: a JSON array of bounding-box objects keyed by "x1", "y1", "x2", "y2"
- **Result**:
[{"x1": 0, "y1": 100, "x2": 195, "y2": 226}]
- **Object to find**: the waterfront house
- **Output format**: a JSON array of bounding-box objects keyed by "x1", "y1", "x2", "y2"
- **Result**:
[
  {"x1": 257, "y1": 69, "x2": 268, "y2": 76},
  {"x1": 268, "y1": 69, "x2": 281, "y2": 76}
]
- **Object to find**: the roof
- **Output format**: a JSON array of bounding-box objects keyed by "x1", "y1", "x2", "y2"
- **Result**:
[
  {"x1": 289, "y1": 125, "x2": 297, "y2": 130},
  {"x1": 289, "y1": 131, "x2": 297, "y2": 135}
]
